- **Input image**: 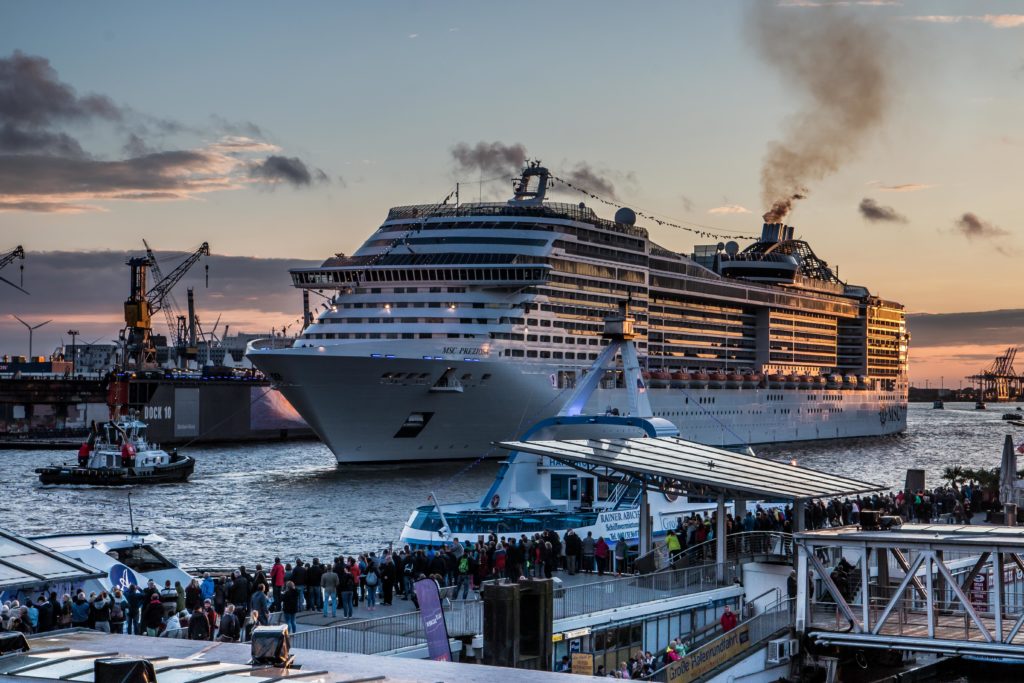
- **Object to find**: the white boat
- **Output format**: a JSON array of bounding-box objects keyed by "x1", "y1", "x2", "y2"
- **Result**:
[
  {"x1": 399, "y1": 305, "x2": 761, "y2": 549},
  {"x1": 249, "y1": 162, "x2": 909, "y2": 465},
  {"x1": 32, "y1": 531, "x2": 194, "y2": 594}
]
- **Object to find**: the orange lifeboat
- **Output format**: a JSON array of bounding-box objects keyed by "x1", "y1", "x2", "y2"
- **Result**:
[
  {"x1": 827, "y1": 374, "x2": 842, "y2": 388},
  {"x1": 768, "y1": 373, "x2": 785, "y2": 389},
  {"x1": 690, "y1": 371, "x2": 709, "y2": 389},
  {"x1": 670, "y1": 371, "x2": 689, "y2": 389},
  {"x1": 741, "y1": 371, "x2": 757, "y2": 389},
  {"x1": 708, "y1": 371, "x2": 726, "y2": 388},
  {"x1": 726, "y1": 372, "x2": 743, "y2": 388},
  {"x1": 843, "y1": 374, "x2": 857, "y2": 387},
  {"x1": 798, "y1": 374, "x2": 812, "y2": 388},
  {"x1": 814, "y1": 375, "x2": 827, "y2": 388},
  {"x1": 785, "y1": 374, "x2": 799, "y2": 388},
  {"x1": 650, "y1": 370, "x2": 671, "y2": 388}
]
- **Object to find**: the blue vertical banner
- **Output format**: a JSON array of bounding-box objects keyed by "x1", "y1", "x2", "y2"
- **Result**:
[{"x1": 414, "y1": 578, "x2": 452, "y2": 662}]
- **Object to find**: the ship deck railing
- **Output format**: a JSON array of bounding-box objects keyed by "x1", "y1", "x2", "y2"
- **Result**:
[
  {"x1": 635, "y1": 531, "x2": 794, "y2": 574},
  {"x1": 289, "y1": 561, "x2": 738, "y2": 656}
]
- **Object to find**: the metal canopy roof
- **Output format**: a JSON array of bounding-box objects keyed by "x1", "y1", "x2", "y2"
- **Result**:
[
  {"x1": 0, "y1": 527, "x2": 104, "y2": 591},
  {"x1": 498, "y1": 436, "x2": 884, "y2": 500}
]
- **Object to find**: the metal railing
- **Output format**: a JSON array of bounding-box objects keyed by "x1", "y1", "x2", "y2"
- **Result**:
[
  {"x1": 636, "y1": 532, "x2": 793, "y2": 573},
  {"x1": 292, "y1": 563, "x2": 738, "y2": 655},
  {"x1": 644, "y1": 598, "x2": 793, "y2": 682}
]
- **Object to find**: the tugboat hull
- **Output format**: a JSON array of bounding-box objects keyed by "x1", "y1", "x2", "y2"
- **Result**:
[{"x1": 36, "y1": 456, "x2": 195, "y2": 486}]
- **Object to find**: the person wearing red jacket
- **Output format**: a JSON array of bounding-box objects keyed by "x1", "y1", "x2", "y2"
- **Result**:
[
  {"x1": 270, "y1": 558, "x2": 285, "y2": 611},
  {"x1": 720, "y1": 605, "x2": 738, "y2": 632}
]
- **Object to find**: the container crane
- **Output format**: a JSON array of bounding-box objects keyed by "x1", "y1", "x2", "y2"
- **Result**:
[
  {"x1": 122, "y1": 242, "x2": 210, "y2": 368},
  {"x1": 143, "y1": 239, "x2": 193, "y2": 367},
  {"x1": 0, "y1": 245, "x2": 27, "y2": 294}
]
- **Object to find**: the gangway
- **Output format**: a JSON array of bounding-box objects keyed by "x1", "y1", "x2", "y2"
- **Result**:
[{"x1": 796, "y1": 523, "x2": 1024, "y2": 660}]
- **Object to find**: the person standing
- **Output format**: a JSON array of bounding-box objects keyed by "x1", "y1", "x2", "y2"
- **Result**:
[
  {"x1": 292, "y1": 559, "x2": 308, "y2": 612},
  {"x1": 340, "y1": 567, "x2": 355, "y2": 619},
  {"x1": 218, "y1": 604, "x2": 240, "y2": 642},
  {"x1": 307, "y1": 558, "x2": 324, "y2": 612},
  {"x1": 321, "y1": 563, "x2": 339, "y2": 618},
  {"x1": 35, "y1": 594, "x2": 53, "y2": 633},
  {"x1": 614, "y1": 537, "x2": 628, "y2": 576},
  {"x1": 564, "y1": 530, "x2": 581, "y2": 575},
  {"x1": 582, "y1": 532, "x2": 596, "y2": 574},
  {"x1": 720, "y1": 605, "x2": 738, "y2": 632},
  {"x1": 594, "y1": 536, "x2": 609, "y2": 576},
  {"x1": 251, "y1": 584, "x2": 270, "y2": 626},
  {"x1": 142, "y1": 595, "x2": 164, "y2": 636},
  {"x1": 364, "y1": 560, "x2": 379, "y2": 612},
  {"x1": 126, "y1": 584, "x2": 144, "y2": 635},
  {"x1": 281, "y1": 581, "x2": 299, "y2": 633},
  {"x1": 200, "y1": 573, "x2": 216, "y2": 603},
  {"x1": 188, "y1": 608, "x2": 211, "y2": 640},
  {"x1": 109, "y1": 589, "x2": 128, "y2": 634},
  {"x1": 380, "y1": 553, "x2": 396, "y2": 607},
  {"x1": 185, "y1": 578, "x2": 202, "y2": 613},
  {"x1": 270, "y1": 557, "x2": 285, "y2": 611}
]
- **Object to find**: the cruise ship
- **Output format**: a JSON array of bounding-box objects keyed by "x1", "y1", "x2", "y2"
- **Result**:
[{"x1": 248, "y1": 163, "x2": 908, "y2": 465}]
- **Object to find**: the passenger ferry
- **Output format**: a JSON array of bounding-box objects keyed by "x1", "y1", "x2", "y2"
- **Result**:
[{"x1": 249, "y1": 162, "x2": 909, "y2": 465}]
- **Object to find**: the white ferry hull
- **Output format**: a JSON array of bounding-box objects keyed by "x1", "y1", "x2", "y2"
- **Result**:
[{"x1": 251, "y1": 345, "x2": 907, "y2": 465}]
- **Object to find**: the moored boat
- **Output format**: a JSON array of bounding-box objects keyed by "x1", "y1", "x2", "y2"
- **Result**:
[{"x1": 36, "y1": 418, "x2": 194, "y2": 486}]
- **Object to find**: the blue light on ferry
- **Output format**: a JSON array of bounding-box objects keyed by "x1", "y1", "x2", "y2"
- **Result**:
[
  {"x1": 433, "y1": 356, "x2": 443, "y2": 360},
  {"x1": 422, "y1": 356, "x2": 432, "y2": 360},
  {"x1": 370, "y1": 353, "x2": 382, "y2": 358},
  {"x1": 385, "y1": 354, "x2": 396, "y2": 359}
]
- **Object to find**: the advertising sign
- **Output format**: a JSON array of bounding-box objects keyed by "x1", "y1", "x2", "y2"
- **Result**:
[
  {"x1": 571, "y1": 653, "x2": 594, "y2": 675},
  {"x1": 666, "y1": 624, "x2": 751, "y2": 683},
  {"x1": 109, "y1": 563, "x2": 142, "y2": 592},
  {"x1": 413, "y1": 578, "x2": 451, "y2": 662}
]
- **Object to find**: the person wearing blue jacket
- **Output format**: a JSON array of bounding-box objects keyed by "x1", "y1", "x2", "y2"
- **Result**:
[
  {"x1": 200, "y1": 573, "x2": 215, "y2": 602},
  {"x1": 70, "y1": 592, "x2": 90, "y2": 628}
]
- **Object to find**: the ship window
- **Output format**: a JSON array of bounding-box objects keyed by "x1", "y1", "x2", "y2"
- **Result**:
[
  {"x1": 540, "y1": 351, "x2": 551, "y2": 358},
  {"x1": 551, "y1": 474, "x2": 574, "y2": 500},
  {"x1": 511, "y1": 349, "x2": 524, "y2": 357},
  {"x1": 540, "y1": 320, "x2": 551, "y2": 327},
  {"x1": 482, "y1": 373, "x2": 492, "y2": 380},
  {"x1": 461, "y1": 373, "x2": 472, "y2": 381},
  {"x1": 565, "y1": 353, "x2": 575, "y2": 359},
  {"x1": 527, "y1": 335, "x2": 538, "y2": 342},
  {"x1": 527, "y1": 350, "x2": 538, "y2": 358},
  {"x1": 553, "y1": 352, "x2": 563, "y2": 359}
]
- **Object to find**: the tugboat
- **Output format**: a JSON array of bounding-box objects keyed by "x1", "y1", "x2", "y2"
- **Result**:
[{"x1": 36, "y1": 417, "x2": 194, "y2": 485}]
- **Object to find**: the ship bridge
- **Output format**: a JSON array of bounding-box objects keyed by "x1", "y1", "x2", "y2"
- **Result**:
[{"x1": 796, "y1": 523, "x2": 1024, "y2": 661}]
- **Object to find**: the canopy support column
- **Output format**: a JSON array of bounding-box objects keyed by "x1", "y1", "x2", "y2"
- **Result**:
[
  {"x1": 638, "y1": 475, "x2": 652, "y2": 559},
  {"x1": 716, "y1": 493, "x2": 727, "y2": 582}
]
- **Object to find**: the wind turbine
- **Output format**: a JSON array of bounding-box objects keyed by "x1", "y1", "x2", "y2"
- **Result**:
[{"x1": 12, "y1": 315, "x2": 51, "y2": 359}]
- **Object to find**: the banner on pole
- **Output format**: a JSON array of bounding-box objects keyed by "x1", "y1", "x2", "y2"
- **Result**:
[{"x1": 414, "y1": 578, "x2": 452, "y2": 662}]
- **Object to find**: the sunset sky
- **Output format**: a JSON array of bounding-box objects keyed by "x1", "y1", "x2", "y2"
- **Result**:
[{"x1": 0, "y1": 0, "x2": 1022, "y2": 384}]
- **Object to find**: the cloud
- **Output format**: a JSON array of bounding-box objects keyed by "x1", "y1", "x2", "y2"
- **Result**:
[
  {"x1": 679, "y1": 195, "x2": 695, "y2": 213},
  {"x1": 408, "y1": 33, "x2": 419, "y2": 39},
  {"x1": 909, "y1": 15, "x2": 1024, "y2": 29},
  {"x1": 858, "y1": 197, "x2": 907, "y2": 223},
  {"x1": 450, "y1": 141, "x2": 527, "y2": 178},
  {"x1": 778, "y1": 1, "x2": 900, "y2": 7},
  {"x1": 708, "y1": 204, "x2": 752, "y2": 215},
  {"x1": 0, "y1": 51, "x2": 328, "y2": 213},
  {"x1": 954, "y1": 212, "x2": 1010, "y2": 240},
  {"x1": 867, "y1": 181, "x2": 931, "y2": 192},
  {"x1": 249, "y1": 155, "x2": 329, "y2": 187},
  {"x1": 907, "y1": 309, "x2": 1024, "y2": 347}
]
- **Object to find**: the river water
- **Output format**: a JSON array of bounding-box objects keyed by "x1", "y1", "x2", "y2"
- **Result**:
[{"x1": 3, "y1": 402, "x2": 1022, "y2": 566}]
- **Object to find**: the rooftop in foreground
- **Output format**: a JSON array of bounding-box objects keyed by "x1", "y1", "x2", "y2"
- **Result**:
[{"x1": 3, "y1": 631, "x2": 604, "y2": 682}]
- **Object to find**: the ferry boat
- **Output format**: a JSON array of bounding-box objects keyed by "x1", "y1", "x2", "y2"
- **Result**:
[
  {"x1": 249, "y1": 162, "x2": 909, "y2": 465},
  {"x1": 400, "y1": 304, "x2": 731, "y2": 549},
  {"x1": 32, "y1": 530, "x2": 194, "y2": 595},
  {"x1": 35, "y1": 418, "x2": 194, "y2": 485}
]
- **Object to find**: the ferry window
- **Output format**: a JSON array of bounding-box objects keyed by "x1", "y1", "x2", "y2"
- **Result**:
[
  {"x1": 482, "y1": 374, "x2": 492, "y2": 380},
  {"x1": 540, "y1": 336, "x2": 550, "y2": 343},
  {"x1": 540, "y1": 351, "x2": 551, "y2": 358},
  {"x1": 540, "y1": 320, "x2": 551, "y2": 327},
  {"x1": 526, "y1": 350, "x2": 538, "y2": 358},
  {"x1": 112, "y1": 545, "x2": 175, "y2": 573},
  {"x1": 528, "y1": 318, "x2": 538, "y2": 325},
  {"x1": 551, "y1": 474, "x2": 574, "y2": 500},
  {"x1": 553, "y1": 352, "x2": 563, "y2": 359},
  {"x1": 461, "y1": 374, "x2": 472, "y2": 381},
  {"x1": 565, "y1": 353, "x2": 575, "y2": 359},
  {"x1": 511, "y1": 349, "x2": 524, "y2": 357},
  {"x1": 527, "y1": 335, "x2": 538, "y2": 342},
  {"x1": 430, "y1": 287, "x2": 442, "y2": 293}
]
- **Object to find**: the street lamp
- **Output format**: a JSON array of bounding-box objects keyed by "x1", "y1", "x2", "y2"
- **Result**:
[
  {"x1": 67, "y1": 329, "x2": 80, "y2": 375},
  {"x1": 12, "y1": 315, "x2": 51, "y2": 360}
]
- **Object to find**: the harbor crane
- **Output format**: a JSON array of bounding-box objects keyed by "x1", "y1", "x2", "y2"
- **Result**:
[
  {"x1": 0, "y1": 245, "x2": 27, "y2": 294},
  {"x1": 966, "y1": 346, "x2": 1022, "y2": 402},
  {"x1": 122, "y1": 241, "x2": 209, "y2": 369}
]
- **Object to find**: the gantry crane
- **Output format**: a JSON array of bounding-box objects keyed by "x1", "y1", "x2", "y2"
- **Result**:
[
  {"x1": 122, "y1": 242, "x2": 209, "y2": 368},
  {"x1": 0, "y1": 245, "x2": 27, "y2": 294},
  {"x1": 966, "y1": 346, "x2": 1022, "y2": 402}
]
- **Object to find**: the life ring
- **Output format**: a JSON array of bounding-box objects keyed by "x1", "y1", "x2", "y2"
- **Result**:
[{"x1": 491, "y1": 494, "x2": 500, "y2": 509}]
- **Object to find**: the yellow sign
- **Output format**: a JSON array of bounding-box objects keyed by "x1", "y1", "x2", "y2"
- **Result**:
[
  {"x1": 666, "y1": 624, "x2": 751, "y2": 683},
  {"x1": 571, "y1": 652, "x2": 594, "y2": 676}
]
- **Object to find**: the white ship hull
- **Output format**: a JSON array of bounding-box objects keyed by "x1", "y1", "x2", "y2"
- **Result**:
[{"x1": 251, "y1": 342, "x2": 907, "y2": 465}]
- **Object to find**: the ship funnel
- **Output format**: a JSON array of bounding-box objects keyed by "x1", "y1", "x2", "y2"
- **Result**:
[
  {"x1": 509, "y1": 161, "x2": 549, "y2": 206},
  {"x1": 761, "y1": 222, "x2": 795, "y2": 243}
]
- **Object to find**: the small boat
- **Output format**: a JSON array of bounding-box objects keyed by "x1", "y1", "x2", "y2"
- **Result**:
[
  {"x1": 36, "y1": 418, "x2": 194, "y2": 486},
  {"x1": 933, "y1": 400, "x2": 945, "y2": 409},
  {"x1": 1002, "y1": 413, "x2": 1020, "y2": 421},
  {"x1": 976, "y1": 401, "x2": 987, "y2": 410}
]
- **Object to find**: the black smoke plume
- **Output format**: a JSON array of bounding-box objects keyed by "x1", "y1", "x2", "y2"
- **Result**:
[
  {"x1": 954, "y1": 212, "x2": 1009, "y2": 240},
  {"x1": 249, "y1": 155, "x2": 329, "y2": 187},
  {"x1": 747, "y1": 6, "x2": 893, "y2": 222},
  {"x1": 563, "y1": 163, "x2": 618, "y2": 200},
  {"x1": 450, "y1": 141, "x2": 527, "y2": 177},
  {"x1": 858, "y1": 197, "x2": 906, "y2": 223}
]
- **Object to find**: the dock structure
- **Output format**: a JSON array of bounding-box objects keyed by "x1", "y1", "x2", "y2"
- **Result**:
[
  {"x1": 796, "y1": 523, "x2": 1024, "y2": 660},
  {"x1": 499, "y1": 433, "x2": 885, "y2": 562},
  {"x1": 966, "y1": 346, "x2": 1023, "y2": 403}
]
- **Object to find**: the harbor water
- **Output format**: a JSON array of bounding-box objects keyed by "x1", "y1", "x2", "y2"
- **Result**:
[{"x1": 2, "y1": 402, "x2": 1021, "y2": 566}]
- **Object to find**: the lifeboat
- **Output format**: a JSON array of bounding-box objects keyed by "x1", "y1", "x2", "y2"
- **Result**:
[
  {"x1": 690, "y1": 371, "x2": 709, "y2": 389},
  {"x1": 741, "y1": 371, "x2": 757, "y2": 389},
  {"x1": 827, "y1": 374, "x2": 842, "y2": 388},
  {"x1": 649, "y1": 370, "x2": 671, "y2": 388},
  {"x1": 798, "y1": 374, "x2": 812, "y2": 389},
  {"x1": 768, "y1": 373, "x2": 785, "y2": 389},
  {"x1": 785, "y1": 374, "x2": 799, "y2": 389},
  {"x1": 814, "y1": 376, "x2": 827, "y2": 388},
  {"x1": 708, "y1": 371, "x2": 726, "y2": 389},
  {"x1": 726, "y1": 372, "x2": 743, "y2": 388},
  {"x1": 856, "y1": 375, "x2": 869, "y2": 388},
  {"x1": 670, "y1": 371, "x2": 689, "y2": 389},
  {"x1": 843, "y1": 374, "x2": 857, "y2": 387}
]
